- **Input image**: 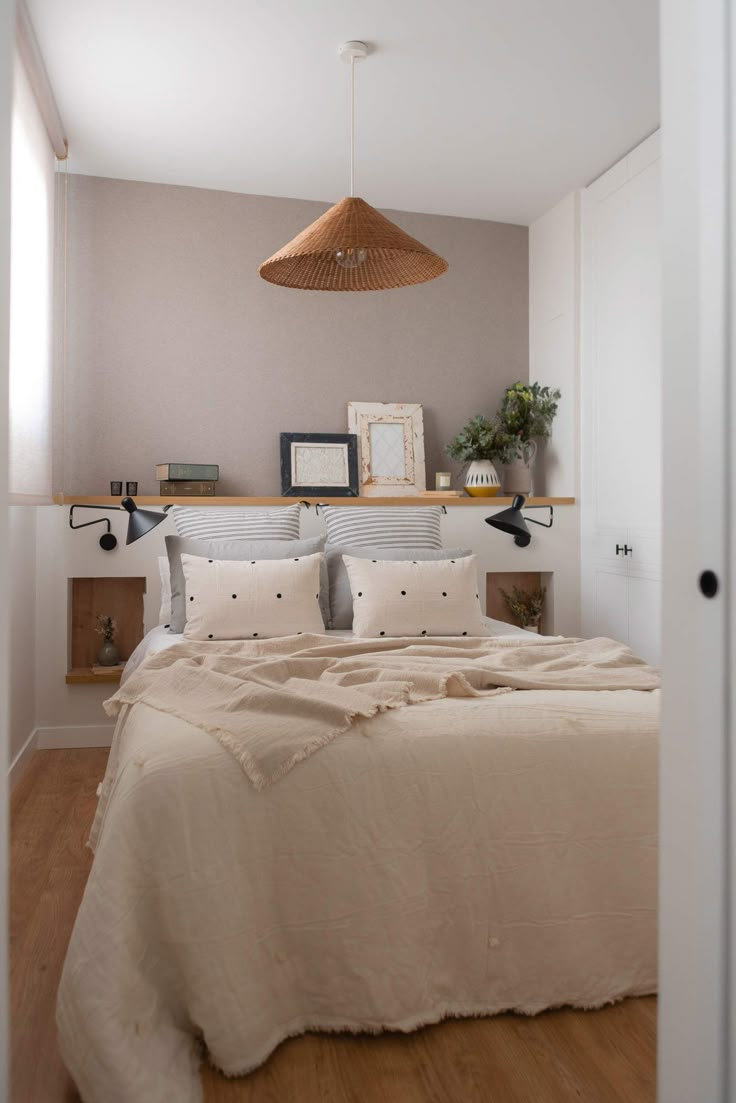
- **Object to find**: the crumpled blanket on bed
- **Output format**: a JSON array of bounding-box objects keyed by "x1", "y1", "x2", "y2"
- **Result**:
[
  {"x1": 104, "y1": 633, "x2": 659, "y2": 789},
  {"x1": 57, "y1": 635, "x2": 659, "y2": 1103}
]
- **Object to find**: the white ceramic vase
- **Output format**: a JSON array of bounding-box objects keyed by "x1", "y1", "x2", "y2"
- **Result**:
[{"x1": 464, "y1": 459, "x2": 501, "y2": 497}]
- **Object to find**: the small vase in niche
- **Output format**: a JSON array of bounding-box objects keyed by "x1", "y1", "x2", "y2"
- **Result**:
[
  {"x1": 95, "y1": 614, "x2": 119, "y2": 666},
  {"x1": 96, "y1": 639, "x2": 120, "y2": 666}
]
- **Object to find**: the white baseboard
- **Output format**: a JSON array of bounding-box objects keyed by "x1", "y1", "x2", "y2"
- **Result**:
[
  {"x1": 9, "y1": 728, "x2": 38, "y2": 789},
  {"x1": 35, "y1": 724, "x2": 115, "y2": 750}
]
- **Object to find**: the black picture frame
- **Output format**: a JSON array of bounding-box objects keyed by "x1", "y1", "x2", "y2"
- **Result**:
[{"x1": 280, "y1": 433, "x2": 359, "y2": 497}]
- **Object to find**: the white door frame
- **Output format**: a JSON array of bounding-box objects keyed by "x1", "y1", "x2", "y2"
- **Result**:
[
  {"x1": 0, "y1": 0, "x2": 15, "y2": 1097},
  {"x1": 659, "y1": 0, "x2": 734, "y2": 1099}
]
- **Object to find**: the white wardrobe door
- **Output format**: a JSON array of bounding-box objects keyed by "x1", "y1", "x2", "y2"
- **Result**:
[
  {"x1": 588, "y1": 154, "x2": 661, "y2": 535},
  {"x1": 590, "y1": 567, "x2": 629, "y2": 644},
  {"x1": 627, "y1": 575, "x2": 661, "y2": 666}
]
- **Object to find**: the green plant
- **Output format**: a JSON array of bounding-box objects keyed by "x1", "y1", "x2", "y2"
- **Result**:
[
  {"x1": 499, "y1": 584, "x2": 546, "y2": 628},
  {"x1": 497, "y1": 382, "x2": 561, "y2": 460},
  {"x1": 94, "y1": 614, "x2": 117, "y2": 642},
  {"x1": 446, "y1": 415, "x2": 512, "y2": 463}
]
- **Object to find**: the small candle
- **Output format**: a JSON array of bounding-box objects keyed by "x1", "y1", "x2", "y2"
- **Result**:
[{"x1": 435, "y1": 472, "x2": 452, "y2": 490}]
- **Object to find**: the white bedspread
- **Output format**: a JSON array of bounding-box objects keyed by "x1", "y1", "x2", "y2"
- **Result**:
[{"x1": 57, "y1": 652, "x2": 658, "y2": 1103}]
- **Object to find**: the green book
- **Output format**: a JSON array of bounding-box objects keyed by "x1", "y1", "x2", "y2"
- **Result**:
[{"x1": 155, "y1": 463, "x2": 219, "y2": 481}]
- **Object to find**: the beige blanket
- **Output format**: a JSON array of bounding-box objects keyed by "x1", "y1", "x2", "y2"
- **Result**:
[{"x1": 105, "y1": 633, "x2": 659, "y2": 790}]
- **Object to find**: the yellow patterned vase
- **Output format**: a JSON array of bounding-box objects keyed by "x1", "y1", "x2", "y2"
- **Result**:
[{"x1": 464, "y1": 460, "x2": 501, "y2": 497}]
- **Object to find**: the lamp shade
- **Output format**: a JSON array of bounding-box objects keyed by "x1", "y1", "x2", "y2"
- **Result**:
[
  {"x1": 121, "y1": 497, "x2": 168, "y2": 545},
  {"x1": 258, "y1": 197, "x2": 448, "y2": 291},
  {"x1": 485, "y1": 495, "x2": 532, "y2": 547}
]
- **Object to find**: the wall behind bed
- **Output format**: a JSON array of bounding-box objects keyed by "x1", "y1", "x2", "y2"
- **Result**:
[
  {"x1": 62, "y1": 174, "x2": 528, "y2": 495},
  {"x1": 33, "y1": 501, "x2": 580, "y2": 748}
]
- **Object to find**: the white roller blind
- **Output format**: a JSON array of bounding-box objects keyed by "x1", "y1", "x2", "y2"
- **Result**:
[{"x1": 9, "y1": 55, "x2": 55, "y2": 502}]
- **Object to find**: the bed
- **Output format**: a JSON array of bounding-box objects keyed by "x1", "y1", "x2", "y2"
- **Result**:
[{"x1": 57, "y1": 620, "x2": 658, "y2": 1103}]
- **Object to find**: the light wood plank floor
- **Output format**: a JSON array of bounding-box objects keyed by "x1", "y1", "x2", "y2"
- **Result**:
[{"x1": 11, "y1": 749, "x2": 657, "y2": 1103}]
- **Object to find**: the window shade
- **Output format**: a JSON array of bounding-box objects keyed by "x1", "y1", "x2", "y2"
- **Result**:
[{"x1": 9, "y1": 56, "x2": 55, "y2": 501}]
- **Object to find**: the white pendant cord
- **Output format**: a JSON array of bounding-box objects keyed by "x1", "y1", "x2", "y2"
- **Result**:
[{"x1": 350, "y1": 55, "x2": 355, "y2": 197}]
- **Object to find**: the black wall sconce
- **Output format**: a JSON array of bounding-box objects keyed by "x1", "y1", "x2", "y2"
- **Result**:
[
  {"x1": 485, "y1": 495, "x2": 554, "y2": 547},
  {"x1": 69, "y1": 497, "x2": 171, "y2": 551}
]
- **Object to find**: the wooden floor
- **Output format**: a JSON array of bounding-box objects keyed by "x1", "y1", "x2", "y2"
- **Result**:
[{"x1": 11, "y1": 749, "x2": 658, "y2": 1103}]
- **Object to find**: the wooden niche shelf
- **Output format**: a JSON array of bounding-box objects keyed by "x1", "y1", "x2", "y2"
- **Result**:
[
  {"x1": 67, "y1": 576, "x2": 146, "y2": 685},
  {"x1": 486, "y1": 571, "x2": 554, "y2": 635}
]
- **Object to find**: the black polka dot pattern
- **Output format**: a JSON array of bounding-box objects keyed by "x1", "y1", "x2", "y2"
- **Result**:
[
  {"x1": 276, "y1": 593, "x2": 282, "y2": 599},
  {"x1": 232, "y1": 594, "x2": 237, "y2": 599},
  {"x1": 400, "y1": 590, "x2": 406, "y2": 596},
  {"x1": 208, "y1": 634, "x2": 213, "y2": 639},
  {"x1": 189, "y1": 596, "x2": 194, "y2": 602}
]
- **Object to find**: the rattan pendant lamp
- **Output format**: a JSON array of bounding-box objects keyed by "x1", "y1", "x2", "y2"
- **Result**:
[{"x1": 258, "y1": 41, "x2": 448, "y2": 292}]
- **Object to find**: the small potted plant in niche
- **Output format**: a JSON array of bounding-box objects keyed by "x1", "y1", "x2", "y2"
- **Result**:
[
  {"x1": 445, "y1": 415, "x2": 512, "y2": 497},
  {"x1": 496, "y1": 382, "x2": 561, "y2": 495},
  {"x1": 499, "y1": 584, "x2": 547, "y2": 633},
  {"x1": 94, "y1": 614, "x2": 120, "y2": 666}
]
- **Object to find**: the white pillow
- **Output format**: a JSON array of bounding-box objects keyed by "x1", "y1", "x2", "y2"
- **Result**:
[
  {"x1": 343, "y1": 554, "x2": 485, "y2": 638},
  {"x1": 321, "y1": 506, "x2": 442, "y2": 548},
  {"x1": 158, "y1": 556, "x2": 172, "y2": 626},
  {"x1": 181, "y1": 552, "x2": 325, "y2": 640},
  {"x1": 171, "y1": 503, "x2": 301, "y2": 540}
]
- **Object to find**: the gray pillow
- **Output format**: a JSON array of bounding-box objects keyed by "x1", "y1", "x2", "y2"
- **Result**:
[
  {"x1": 325, "y1": 544, "x2": 473, "y2": 629},
  {"x1": 166, "y1": 534, "x2": 327, "y2": 633}
]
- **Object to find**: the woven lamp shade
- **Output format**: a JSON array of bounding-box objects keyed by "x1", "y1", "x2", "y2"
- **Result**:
[{"x1": 258, "y1": 196, "x2": 448, "y2": 291}]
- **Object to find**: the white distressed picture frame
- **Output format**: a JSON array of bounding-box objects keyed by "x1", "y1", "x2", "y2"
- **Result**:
[{"x1": 347, "y1": 402, "x2": 427, "y2": 496}]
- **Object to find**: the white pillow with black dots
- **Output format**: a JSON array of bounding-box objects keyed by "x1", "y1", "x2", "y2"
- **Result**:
[
  {"x1": 342, "y1": 554, "x2": 486, "y2": 638},
  {"x1": 180, "y1": 552, "x2": 326, "y2": 640}
]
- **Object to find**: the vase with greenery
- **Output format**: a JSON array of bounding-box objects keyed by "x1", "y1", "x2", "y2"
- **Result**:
[
  {"x1": 499, "y1": 584, "x2": 547, "y2": 631},
  {"x1": 496, "y1": 382, "x2": 561, "y2": 495},
  {"x1": 446, "y1": 415, "x2": 512, "y2": 497},
  {"x1": 95, "y1": 614, "x2": 120, "y2": 666}
]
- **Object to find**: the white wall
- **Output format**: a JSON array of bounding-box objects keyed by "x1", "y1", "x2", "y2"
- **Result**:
[
  {"x1": 0, "y1": 0, "x2": 15, "y2": 1095},
  {"x1": 528, "y1": 192, "x2": 580, "y2": 497},
  {"x1": 8, "y1": 505, "x2": 36, "y2": 777},
  {"x1": 34, "y1": 501, "x2": 581, "y2": 746}
]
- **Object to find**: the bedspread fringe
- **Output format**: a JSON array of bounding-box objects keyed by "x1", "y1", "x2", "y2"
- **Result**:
[{"x1": 206, "y1": 984, "x2": 658, "y2": 1080}]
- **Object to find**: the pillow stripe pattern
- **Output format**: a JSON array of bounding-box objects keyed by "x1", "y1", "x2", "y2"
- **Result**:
[
  {"x1": 322, "y1": 506, "x2": 442, "y2": 549},
  {"x1": 171, "y1": 504, "x2": 301, "y2": 541}
]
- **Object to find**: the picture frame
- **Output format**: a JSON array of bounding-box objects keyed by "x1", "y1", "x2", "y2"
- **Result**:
[
  {"x1": 280, "y1": 433, "x2": 359, "y2": 497},
  {"x1": 347, "y1": 402, "x2": 427, "y2": 496}
]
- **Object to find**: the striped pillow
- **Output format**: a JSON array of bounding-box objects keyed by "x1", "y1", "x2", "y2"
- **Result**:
[
  {"x1": 171, "y1": 504, "x2": 301, "y2": 541},
  {"x1": 321, "y1": 506, "x2": 442, "y2": 549}
]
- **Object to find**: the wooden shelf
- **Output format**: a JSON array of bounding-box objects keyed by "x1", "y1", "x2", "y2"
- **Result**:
[
  {"x1": 66, "y1": 667, "x2": 123, "y2": 685},
  {"x1": 67, "y1": 576, "x2": 145, "y2": 685},
  {"x1": 56, "y1": 495, "x2": 575, "y2": 507}
]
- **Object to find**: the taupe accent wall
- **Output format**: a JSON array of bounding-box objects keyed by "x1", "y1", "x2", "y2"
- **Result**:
[{"x1": 63, "y1": 175, "x2": 528, "y2": 495}]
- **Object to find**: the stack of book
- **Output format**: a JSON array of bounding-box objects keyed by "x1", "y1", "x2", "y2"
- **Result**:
[{"x1": 156, "y1": 463, "x2": 220, "y2": 496}]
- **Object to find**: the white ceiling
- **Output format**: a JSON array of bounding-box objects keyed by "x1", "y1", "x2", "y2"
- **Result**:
[{"x1": 28, "y1": 0, "x2": 659, "y2": 225}]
